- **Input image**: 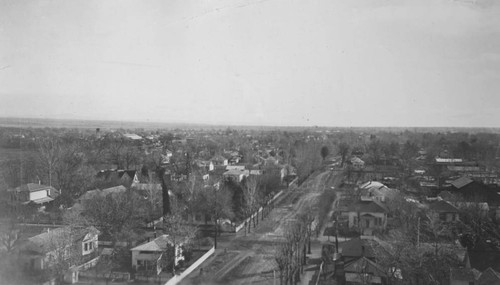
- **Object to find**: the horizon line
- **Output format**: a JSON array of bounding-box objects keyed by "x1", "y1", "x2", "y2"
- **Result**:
[{"x1": 0, "y1": 116, "x2": 499, "y2": 131}]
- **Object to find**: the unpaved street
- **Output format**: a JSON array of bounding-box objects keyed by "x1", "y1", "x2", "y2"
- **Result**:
[{"x1": 180, "y1": 170, "x2": 344, "y2": 285}]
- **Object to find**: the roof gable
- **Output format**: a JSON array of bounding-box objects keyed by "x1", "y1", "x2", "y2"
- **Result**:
[
  {"x1": 344, "y1": 257, "x2": 386, "y2": 276},
  {"x1": 130, "y1": 235, "x2": 174, "y2": 252},
  {"x1": 477, "y1": 267, "x2": 500, "y2": 285}
]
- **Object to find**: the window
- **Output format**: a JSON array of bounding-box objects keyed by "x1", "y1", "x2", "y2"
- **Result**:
[{"x1": 84, "y1": 243, "x2": 88, "y2": 251}]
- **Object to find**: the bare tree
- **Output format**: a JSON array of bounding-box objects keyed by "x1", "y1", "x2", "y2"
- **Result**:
[
  {"x1": 274, "y1": 241, "x2": 293, "y2": 285},
  {"x1": 37, "y1": 138, "x2": 61, "y2": 186},
  {"x1": 0, "y1": 217, "x2": 19, "y2": 253},
  {"x1": 201, "y1": 184, "x2": 234, "y2": 248},
  {"x1": 337, "y1": 142, "x2": 350, "y2": 167},
  {"x1": 243, "y1": 176, "x2": 260, "y2": 232},
  {"x1": 81, "y1": 191, "x2": 144, "y2": 243},
  {"x1": 162, "y1": 213, "x2": 198, "y2": 274}
]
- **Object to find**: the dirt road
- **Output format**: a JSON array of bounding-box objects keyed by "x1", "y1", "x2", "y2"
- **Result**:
[{"x1": 180, "y1": 170, "x2": 344, "y2": 285}]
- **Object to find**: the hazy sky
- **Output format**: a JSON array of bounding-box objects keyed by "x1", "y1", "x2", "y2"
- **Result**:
[{"x1": 1, "y1": 0, "x2": 500, "y2": 127}]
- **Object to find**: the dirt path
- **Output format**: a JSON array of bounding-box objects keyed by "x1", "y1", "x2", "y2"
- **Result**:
[{"x1": 180, "y1": 170, "x2": 343, "y2": 285}]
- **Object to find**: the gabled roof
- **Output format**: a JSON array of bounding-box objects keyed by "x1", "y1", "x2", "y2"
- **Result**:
[
  {"x1": 427, "y1": 200, "x2": 459, "y2": 213},
  {"x1": 210, "y1": 155, "x2": 227, "y2": 162},
  {"x1": 24, "y1": 226, "x2": 99, "y2": 254},
  {"x1": 79, "y1": 185, "x2": 127, "y2": 201},
  {"x1": 359, "y1": 181, "x2": 387, "y2": 191},
  {"x1": 344, "y1": 256, "x2": 386, "y2": 276},
  {"x1": 477, "y1": 267, "x2": 500, "y2": 285},
  {"x1": 12, "y1": 183, "x2": 56, "y2": 193},
  {"x1": 130, "y1": 235, "x2": 174, "y2": 252},
  {"x1": 345, "y1": 200, "x2": 388, "y2": 213},
  {"x1": 340, "y1": 237, "x2": 375, "y2": 259},
  {"x1": 97, "y1": 169, "x2": 136, "y2": 181},
  {"x1": 118, "y1": 170, "x2": 137, "y2": 179},
  {"x1": 451, "y1": 176, "x2": 474, "y2": 189}
]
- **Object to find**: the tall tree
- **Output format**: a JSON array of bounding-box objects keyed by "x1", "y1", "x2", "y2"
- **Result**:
[
  {"x1": 320, "y1": 146, "x2": 330, "y2": 162},
  {"x1": 81, "y1": 191, "x2": 145, "y2": 243},
  {"x1": 242, "y1": 176, "x2": 260, "y2": 232},
  {"x1": 37, "y1": 138, "x2": 61, "y2": 186},
  {"x1": 337, "y1": 142, "x2": 350, "y2": 167},
  {"x1": 201, "y1": 184, "x2": 234, "y2": 248},
  {"x1": 162, "y1": 213, "x2": 198, "y2": 274}
]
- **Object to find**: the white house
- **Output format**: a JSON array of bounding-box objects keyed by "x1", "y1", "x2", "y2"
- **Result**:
[
  {"x1": 130, "y1": 235, "x2": 183, "y2": 273},
  {"x1": 351, "y1": 157, "x2": 365, "y2": 169},
  {"x1": 359, "y1": 181, "x2": 398, "y2": 203},
  {"x1": 9, "y1": 183, "x2": 59, "y2": 205}
]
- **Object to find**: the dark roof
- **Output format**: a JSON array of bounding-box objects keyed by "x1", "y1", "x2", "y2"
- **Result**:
[
  {"x1": 477, "y1": 267, "x2": 500, "y2": 285},
  {"x1": 428, "y1": 200, "x2": 459, "y2": 213},
  {"x1": 339, "y1": 237, "x2": 375, "y2": 259},
  {"x1": 344, "y1": 256, "x2": 386, "y2": 276},
  {"x1": 97, "y1": 169, "x2": 136, "y2": 180},
  {"x1": 468, "y1": 249, "x2": 500, "y2": 272},
  {"x1": 450, "y1": 268, "x2": 476, "y2": 282},
  {"x1": 345, "y1": 200, "x2": 388, "y2": 213},
  {"x1": 118, "y1": 170, "x2": 136, "y2": 179}
]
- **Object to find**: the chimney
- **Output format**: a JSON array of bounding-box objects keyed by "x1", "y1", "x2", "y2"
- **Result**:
[{"x1": 361, "y1": 245, "x2": 365, "y2": 257}]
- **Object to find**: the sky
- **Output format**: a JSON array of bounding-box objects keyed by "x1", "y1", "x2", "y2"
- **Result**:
[{"x1": 1, "y1": 0, "x2": 500, "y2": 127}]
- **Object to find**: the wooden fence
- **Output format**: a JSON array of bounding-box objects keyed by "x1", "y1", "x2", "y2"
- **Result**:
[{"x1": 164, "y1": 246, "x2": 215, "y2": 285}]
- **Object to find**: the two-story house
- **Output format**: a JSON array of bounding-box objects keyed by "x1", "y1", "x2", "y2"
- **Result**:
[{"x1": 17, "y1": 226, "x2": 99, "y2": 284}]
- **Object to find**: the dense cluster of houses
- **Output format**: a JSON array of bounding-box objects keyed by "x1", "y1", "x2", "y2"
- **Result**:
[
  {"x1": 316, "y1": 173, "x2": 500, "y2": 285},
  {"x1": 1, "y1": 130, "x2": 299, "y2": 284}
]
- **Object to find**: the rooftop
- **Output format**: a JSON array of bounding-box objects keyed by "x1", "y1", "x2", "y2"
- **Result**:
[
  {"x1": 130, "y1": 235, "x2": 174, "y2": 252},
  {"x1": 451, "y1": 176, "x2": 474, "y2": 189}
]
